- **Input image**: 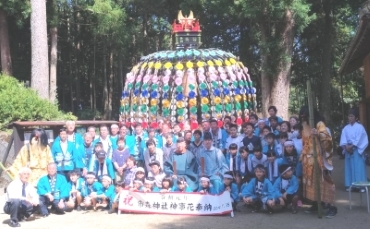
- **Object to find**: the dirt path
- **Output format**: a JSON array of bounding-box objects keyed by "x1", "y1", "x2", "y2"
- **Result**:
[{"x1": 1, "y1": 156, "x2": 370, "y2": 229}]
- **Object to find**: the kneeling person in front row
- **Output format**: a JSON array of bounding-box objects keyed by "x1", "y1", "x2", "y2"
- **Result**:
[
  {"x1": 37, "y1": 163, "x2": 69, "y2": 216},
  {"x1": 242, "y1": 164, "x2": 275, "y2": 214},
  {"x1": 4, "y1": 167, "x2": 39, "y2": 227}
]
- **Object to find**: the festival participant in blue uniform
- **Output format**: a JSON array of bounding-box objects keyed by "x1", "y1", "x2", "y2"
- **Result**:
[
  {"x1": 91, "y1": 175, "x2": 115, "y2": 211},
  {"x1": 172, "y1": 177, "x2": 192, "y2": 192},
  {"x1": 280, "y1": 121, "x2": 292, "y2": 140},
  {"x1": 162, "y1": 133, "x2": 177, "y2": 161},
  {"x1": 340, "y1": 108, "x2": 369, "y2": 192},
  {"x1": 198, "y1": 176, "x2": 218, "y2": 194},
  {"x1": 80, "y1": 172, "x2": 103, "y2": 209},
  {"x1": 93, "y1": 125, "x2": 117, "y2": 159},
  {"x1": 123, "y1": 156, "x2": 138, "y2": 188},
  {"x1": 268, "y1": 116, "x2": 280, "y2": 136},
  {"x1": 52, "y1": 128, "x2": 83, "y2": 177},
  {"x1": 189, "y1": 130, "x2": 203, "y2": 156},
  {"x1": 164, "y1": 137, "x2": 199, "y2": 191},
  {"x1": 87, "y1": 126, "x2": 99, "y2": 141},
  {"x1": 221, "y1": 172, "x2": 240, "y2": 210},
  {"x1": 148, "y1": 160, "x2": 166, "y2": 188},
  {"x1": 266, "y1": 106, "x2": 284, "y2": 125},
  {"x1": 242, "y1": 164, "x2": 275, "y2": 214},
  {"x1": 82, "y1": 133, "x2": 95, "y2": 175},
  {"x1": 119, "y1": 125, "x2": 135, "y2": 153},
  {"x1": 225, "y1": 124, "x2": 243, "y2": 152},
  {"x1": 158, "y1": 123, "x2": 177, "y2": 148},
  {"x1": 197, "y1": 132, "x2": 228, "y2": 193},
  {"x1": 90, "y1": 150, "x2": 115, "y2": 181},
  {"x1": 66, "y1": 169, "x2": 84, "y2": 211},
  {"x1": 225, "y1": 143, "x2": 239, "y2": 178},
  {"x1": 142, "y1": 178, "x2": 160, "y2": 192},
  {"x1": 112, "y1": 137, "x2": 130, "y2": 182},
  {"x1": 184, "y1": 130, "x2": 193, "y2": 151},
  {"x1": 209, "y1": 119, "x2": 228, "y2": 150},
  {"x1": 248, "y1": 114, "x2": 259, "y2": 135},
  {"x1": 37, "y1": 163, "x2": 69, "y2": 216},
  {"x1": 248, "y1": 146, "x2": 269, "y2": 177},
  {"x1": 256, "y1": 120, "x2": 268, "y2": 138},
  {"x1": 280, "y1": 140, "x2": 302, "y2": 178},
  {"x1": 159, "y1": 176, "x2": 173, "y2": 193},
  {"x1": 238, "y1": 147, "x2": 251, "y2": 190},
  {"x1": 54, "y1": 121, "x2": 84, "y2": 157},
  {"x1": 109, "y1": 124, "x2": 120, "y2": 145},
  {"x1": 145, "y1": 128, "x2": 161, "y2": 148},
  {"x1": 275, "y1": 132, "x2": 288, "y2": 157},
  {"x1": 133, "y1": 123, "x2": 147, "y2": 167},
  {"x1": 143, "y1": 139, "x2": 164, "y2": 173},
  {"x1": 264, "y1": 133, "x2": 279, "y2": 182},
  {"x1": 131, "y1": 179, "x2": 144, "y2": 191},
  {"x1": 291, "y1": 124, "x2": 303, "y2": 153},
  {"x1": 108, "y1": 181, "x2": 124, "y2": 214},
  {"x1": 242, "y1": 123, "x2": 261, "y2": 156},
  {"x1": 87, "y1": 142, "x2": 103, "y2": 171},
  {"x1": 274, "y1": 165, "x2": 299, "y2": 214}
]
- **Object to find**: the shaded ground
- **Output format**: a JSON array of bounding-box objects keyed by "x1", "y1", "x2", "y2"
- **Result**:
[{"x1": 1, "y1": 156, "x2": 370, "y2": 229}]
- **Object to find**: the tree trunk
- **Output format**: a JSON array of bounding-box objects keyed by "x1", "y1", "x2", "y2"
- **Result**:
[
  {"x1": 30, "y1": 0, "x2": 49, "y2": 99},
  {"x1": 103, "y1": 48, "x2": 109, "y2": 120},
  {"x1": 93, "y1": 37, "x2": 96, "y2": 111},
  {"x1": 75, "y1": 11, "x2": 81, "y2": 110},
  {"x1": 270, "y1": 9, "x2": 294, "y2": 120},
  {"x1": 49, "y1": 26, "x2": 58, "y2": 103},
  {"x1": 0, "y1": 8, "x2": 12, "y2": 75},
  {"x1": 259, "y1": 22, "x2": 271, "y2": 117},
  {"x1": 319, "y1": 0, "x2": 333, "y2": 125},
  {"x1": 107, "y1": 47, "x2": 114, "y2": 120}
]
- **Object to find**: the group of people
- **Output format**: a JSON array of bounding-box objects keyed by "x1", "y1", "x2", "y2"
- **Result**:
[{"x1": 3, "y1": 106, "x2": 369, "y2": 227}]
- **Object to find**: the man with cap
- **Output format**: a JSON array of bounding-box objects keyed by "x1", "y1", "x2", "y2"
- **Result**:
[
  {"x1": 89, "y1": 150, "x2": 115, "y2": 182},
  {"x1": 196, "y1": 132, "x2": 228, "y2": 193},
  {"x1": 143, "y1": 139, "x2": 164, "y2": 173},
  {"x1": 164, "y1": 137, "x2": 199, "y2": 191},
  {"x1": 340, "y1": 108, "x2": 369, "y2": 193}
]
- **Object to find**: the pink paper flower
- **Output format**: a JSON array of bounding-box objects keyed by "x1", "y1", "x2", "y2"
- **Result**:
[{"x1": 175, "y1": 77, "x2": 182, "y2": 85}]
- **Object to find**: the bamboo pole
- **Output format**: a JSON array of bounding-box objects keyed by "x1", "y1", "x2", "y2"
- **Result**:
[
  {"x1": 0, "y1": 162, "x2": 14, "y2": 181},
  {"x1": 307, "y1": 80, "x2": 322, "y2": 218}
]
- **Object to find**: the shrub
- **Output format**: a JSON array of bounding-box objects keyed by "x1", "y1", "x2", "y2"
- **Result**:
[{"x1": 0, "y1": 75, "x2": 77, "y2": 130}]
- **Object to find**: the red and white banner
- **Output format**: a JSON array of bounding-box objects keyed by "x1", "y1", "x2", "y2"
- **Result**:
[{"x1": 118, "y1": 190, "x2": 233, "y2": 215}]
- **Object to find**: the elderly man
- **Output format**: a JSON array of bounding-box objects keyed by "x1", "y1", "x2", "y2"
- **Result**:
[
  {"x1": 4, "y1": 167, "x2": 39, "y2": 227},
  {"x1": 82, "y1": 133, "x2": 95, "y2": 175},
  {"x1": 93, "y1": 125, "x2": 117, "y2": 159},
  {"x1": 196, "y1": 132, "x2": 228, "y2": 193},
  {"x1": 37, "y1": 163, "x2": 69, "y2": 217},
  {"x1": 164, "y1": 137, "x2": 199, "y2": 191},
  {"x1": 110, "y1": 124, "x2": 120, "y2": 143}
]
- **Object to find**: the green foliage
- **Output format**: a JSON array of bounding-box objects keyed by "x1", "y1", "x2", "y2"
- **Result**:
[
  {"x1": 0, "y1": 75, "x2": 76, "y2": 130},
  {"x1": 76, "y1": 108, "x2": 102, "y2": 120}
]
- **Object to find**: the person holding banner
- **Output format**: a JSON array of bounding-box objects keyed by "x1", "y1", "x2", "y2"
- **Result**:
[
  {"x1": 164, "y1": 137, "x2": 199, "y2": 191},
  {"x1": 197, "y1": 132, "x2": 228, "y2": 193},
  {"x1": 172, "y1": 177, "x2": 192, "y2": 192},
  {"x1": 221, "y1": 172, "x2": 239, "y2": 210},
  {"x1": 198, "y1": 176, "x2": 218, "y2": 194}
]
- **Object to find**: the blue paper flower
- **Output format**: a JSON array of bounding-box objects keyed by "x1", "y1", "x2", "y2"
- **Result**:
[
  {"x1": 150, "y1": 91, "x2": 158, "y2": 98},
  {"x1": 188, "y1": 91, "x2": 196, "y2": 99},
  {"x1": 223, "y1": 88, "x2": 230, "y2": 95},
  {"x1": 240, "y1": 88, "x2": 246, "y2": 94},
  {"x1": 200, "y1": 89, "x2": 208, "y2": 97},
  {"x1": 234, "y1": 88, "x2": 241, "y2": 95},
  {"x1": 134, "y1": 89, "x2": 139, "y2": 96},
  {"x1": 176, "y1": 93, "x2": 184, "y2": 101},
  {"x1": 213, "y1": 88, "x2": 221, "y2": 96},
  {"x1": 141, "y1": 90, "x2": 149, "y2": 97},
  {"x1": 163, "y1": 92, "x2": 168, "y2": 99},
  {"x1": 252, "y1": 87, "x2": 257, "y2": 94}
]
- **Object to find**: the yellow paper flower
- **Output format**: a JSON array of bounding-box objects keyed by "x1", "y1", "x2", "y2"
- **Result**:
[
  {"x1": 190, "y1": 114, "x2": 197, "y2": 120},
  {"x1": 120, "y1": 99, "x2": 125, "y2": 106},
  {"x1": 175, "y1": 63, "x2": 184, "y2": 70},
  {"x1": 141, "y1": 98, "x2": 147, "y2": 104},
  {"x1": 215, "y1": 60, "x2": 222, "y2": 66},
  {"x1": 132, "y1": 97, "x2": 138, "y2": 104},
  {"x1": 201, "y1": 97, "x2": 209, "y2": 105},
  {"x1": 177, "y1": 116, "x2": 184, "y2": 122},
  {"x1": 235, "y1": 95, "x2": 242, "y2": 102},
  {"x1": 148, "y1": 62, "x2": 154, "y2": 68},
  {"x1": 154, "y1": 62, "x2": 162, "y2": 69},
  {"x1": 186, "y1": 61, "x2": 193, "y2": 69},
  {"x1": 164, "y1": 62, "x2": 172, "y2": 69},
  {"x1": 207, "y1": 60, "x2": 214, "y2": 66},
  {"x1": 230, "y1": 58, "x2": 236, "y2": 64},
  {"x1": 216, "y1": 113, "x2": 222, "y2": 119},
  {"x1": 176, "y1": 101, "x2": 184, "y2": 108},
  {"x1": 141, "y1": 62, "x2": 147, "y2": 69},
  {"x1": 188, "y1": 99, "x2": 197, "y2": 107},
  {"x1": 243, "y1": 95, "x2": 247, "y2": 101},
  {"x1": 150, "y1": 99, "x2": 157, "y2": 106},
  {"x1": 214, "y1": 97, "x2": 222, "y2": 104},
  {"x1": 162, "y1": 100, "x2": 170, "y2": 108},
  {"x1": 225, "y1": 60, "x2": 231, "y2": 66},
  {"x1": 197, "y1": 61, "x2": 205, "y2": 67}
]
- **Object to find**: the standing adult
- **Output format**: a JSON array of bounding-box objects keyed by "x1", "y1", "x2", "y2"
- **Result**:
[
  {"x1": 8, "y1": 128, "x2": 54, "y2": 186},
  {"x1": 119, "y1": 124, "x2": 135, "y2": 153},
  {"x1": 299, "y1": 106, "x2": 337, "y2": 218},
  {"x1": 87, "y1": 126, "x2": 99, "y2": 141},
  {"x1": 93, "y1": 125, "x2": 117, "y2": 159},
  {"x1": 164, "y1": 137, "x2": 199, "y2": 191},
  {"x1": 162, "y1": 133, "x2": 177, "y2": 162},
  {"x1": 210, "y1": 119, "x2": 227, "y2": 150},
  {"x1": 82, "y1": 133, "x2": 95, "y2": 175},
  {"x1": 267, "y1": 106, "x2": 283, "y2": 124},
  {"x1": 4, "y1": 167, "x2": 39, "y2": 227},
  {"x1": 64, "y1": 121, "x2": 84, "y2": 152},
  {"x1": 340, "y1": 108, "x2": 369, "y2": 192},
  {"x1": 143, "y1": 139, "x2": 164, "y2": 173},
  {"x1": 109, "y1": 124, "x2": 120, "y2": 144},
  {"x1": 196, "y1": 132, "x2": 228, "y2": 193}
]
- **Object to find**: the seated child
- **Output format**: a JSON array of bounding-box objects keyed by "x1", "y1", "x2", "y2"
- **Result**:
[
  {"x1": 238, "y1": 147, "x2": 252, "y2": 190},
  {"x1": 147, "y1": 160, "x2": 166, "y2": 188},
  {"x1": 280, "y1": 140, "x2": 302, "y2": 178},
  {"x1": 112, "y1": 138, "x2": 130, "y2": 182},
  {"x1": 160, "y1": 176, "x2": 173, "y2": 193},
  {"x1": 91, "y1": 175, "x2": 115, "y2": 211},
  {"x1": 273, "y1": 165, "x2": 299, "y2": 214},
  {"x1": 242, "y1": 164, "x2": 275, "y2": 214},
  {"x1": 221, "y1": 172, "x2": 240, "y2": 210},
  {"x1": 128, "y1": 167, "x2": 145, "y2": 188},
  {"x1": 80, "y1": 172, "x2": 103, "y2": 209},
  {"x1": 198, "y1": 176, "x2": 217, "y2": 194},
  {"x1": 130, "y1": 179, "x2": 144, "y2": 191},
  {"x1": 90, "y1": 150, "x2": 115, "y2": 181},
  {"x1": 142, "y1": 178, "x2": 160, "y2": 192},
  {"x1": 66, "y1": 169, "x2": 84, "y2": 211},
  {"x1": 108, "y1": 181, "x2": 124, "y2": 214},
  {"x1": 248, "y1": 146, "x2": 268, "y2": 177},
  {"x1": 265, "y1": 133, "x2": 279, "y2": 182},
  {"x1": 123, "y1": 156, "x2": 137, "y2": 188},
  {"x1": 172, "y1": 177, "x2": 192, "y2": 193}
]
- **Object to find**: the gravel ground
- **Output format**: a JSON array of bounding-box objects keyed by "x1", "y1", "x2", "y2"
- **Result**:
[{"x1": 1, "y1": 156, "x2": 370, "y2": 229}]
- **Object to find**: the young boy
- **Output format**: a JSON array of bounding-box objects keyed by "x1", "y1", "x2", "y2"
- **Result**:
[
  {"x1": 198, "y1": 176, "x2": 218, "y2": 194},
  {"x1": 90, "y1": 150, "x2": 115, "y2": 182},
  {"x1": 66, "y1": 169, "x2": 84, "y2": 211},
  {"x1": 189, "y1": 130, "x2": 203, "y2": 156},
  {"x1": 273, "y1": 165, "x2": 299, "y2": 214},
  {"x1": 148, "y1": 160, "x2": 166, "y2": 188},
  {"x1": 221, "y1": 172, "x2": 240, "y2": 210},
  {"x1": 131, "y1": 179, "x2": 144, "y2": 191},
  {"x1": 87, "y1": 142, "x2": 103, "y2": 171},
  {"x1": 142, "y1": 178, "x2": 160, "y2": 192},
  {"x1": 80, "y1": 172, "x2": 103, "y2": 209},
  {"x1": 112, "y1": 138, "x2": 130, "y2": 182},
  {"x1": 264, "y1": 133, "x2": 279, "y2": 182},
  {"x1": 225, "y1": 124, "x2": 243, "y2": 153},
  {"x1": 242, "y1": 123, "x2": 261, "y2": 156},
  {"x1": 248, "y1": 146, "x2": 268, "y2": 177},
  {"x1": 242, "y1": 164, "x2": 275, "y2": 214},
  {"x1": 108, "y1": 181, "x2": 125, "y2": 214},
  {"x1": 275, "y1": 132, "x2": 288, "y2": 157},
  {"x1": 238, "y1": 147, "x2": 251, "y2": 189},
  {"x1": 172, "y1": 177, "x2": 192, "y2": 192},
  {"x1": 225, "y1": 143, "x2": 239, "y2": 174},
  {"x1": 91, "y1": 175, "x2": 115, "y2": 211},
  {"x1": 268, "y1": 116, "x2": 280, "y2": 136},
  {"x1": 123, "y1": 156, "x2": 137, "y2": 188}
]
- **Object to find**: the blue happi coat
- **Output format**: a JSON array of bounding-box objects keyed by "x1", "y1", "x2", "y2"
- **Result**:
[
  {"x1": 220, "y1": 182, "x2": 240, "y2": 202},
  {"x1": 37, "y1": 174, "x2": 69, "y2": 200},
  {"x1": 89, "y1": 158, "x2": 115, "y2": 181},
  {"x1": 273, "y1": 175, "x2": 299, "y2": 199},
  {"x1": 80, "y1": 181, "x2": 104, "y2": 197},
  {"x1": 241, "y1": 178, "x2": 275, "y2": 200},
  {"x1": 52, "y1": 139, "x2": 84, "y2": 171}
]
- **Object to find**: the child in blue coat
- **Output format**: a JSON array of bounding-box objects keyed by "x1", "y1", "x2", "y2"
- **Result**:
[
  {"x1": 91, "y1": 175, "x2": 115, "y2": 211},
  {"x1": 280, "y1": 140, "x2": 302, "y2": 178},
  {"x1": 66, "y1": 169, "x2": 85, "y2": 211},
  {"x1": 242, "y1": 164, "x2": 275, "y2": 214},
  {"x1": 264, "y1": 133, "x2": 279, "y2": 183},
  {"x1": 142, "y1": 178, "x2": 160, "y2": 192},
  {"x1": 108, "y1": 181, "x2": 125, "y2": 214},
  {"x1": 273, "y1": 165, "x2": 299, "y2": 214},
  {"x1": 172, "y1": 177, "x2": 193, "y2": 192},
  {"x1": 221, "y1": 172, "x2": 240, "y2": 210},
  {"x1": 90, "y1": 150, "x2": 115, "y2": 181},
  {"x1": 198, "y1": 176, "x2": 218, "y2": 195},
  {"x1": 80, "y1": 172, "x2": 103, "y2": 209}
]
